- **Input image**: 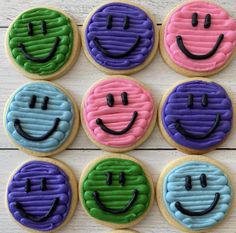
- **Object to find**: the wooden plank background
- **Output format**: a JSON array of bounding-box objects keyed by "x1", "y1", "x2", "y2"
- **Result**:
[{"x1": 0, "y1": 1, "x2": 236, "y2": 232}]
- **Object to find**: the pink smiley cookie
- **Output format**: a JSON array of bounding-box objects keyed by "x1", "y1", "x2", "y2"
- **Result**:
[
  {"x1": 81, "y1": 76, "x2": 156, "y2": 152},
  {"x1": 160, "y1": 0, "x2": 236, "y2": 76}
]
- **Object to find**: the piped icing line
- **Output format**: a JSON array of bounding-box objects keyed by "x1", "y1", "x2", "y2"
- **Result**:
[{"x1": 163, "y1": 1, "x2": 236, "y2": 72}]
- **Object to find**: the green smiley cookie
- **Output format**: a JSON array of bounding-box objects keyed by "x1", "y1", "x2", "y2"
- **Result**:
[
  {"x1": 79, "y1": 154, "x2": 154, "y2": 228},
  {"x1": 6, "y1": 7, "x2": 80, "y2": 80}
]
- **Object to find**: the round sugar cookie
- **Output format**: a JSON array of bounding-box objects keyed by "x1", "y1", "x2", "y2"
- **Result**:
[
  {"x1": 82, "y1": 0, "x2": 158, "y2": 74},
  {"x1": 3, "y1": 81, "x2": 79, "y2": 157},
  {"x1": 79, "y1": 153, "x2": 154, "y2": 228},
  {"x1": 5, "y1": 7, "x2": 80, "y2": 80}
]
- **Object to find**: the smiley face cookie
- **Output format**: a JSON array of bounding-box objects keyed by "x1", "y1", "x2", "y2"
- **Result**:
[
  {"x1": 6, "y1": 7, "x2": 80, "y2": 80},
  {"x1": 82, "y1": 1, "x2": 158, "y2": 74},
  {"x1": 160, "y1": 0, "x2": 236, "y2": 76},
  {"x1": 79, "y1": 154, "x2": 154, "y2": 228},
  {"x1": 157, "y1": 156, "x2": 233, "y2": 232},
  {"x1": 4, "y1": 81, "x2": 79, "y2": 157},
  {"x1": 6, "y1": 158, "x2": 78, "y2": 232},
  {"x1": 158, "y1": 78, "x2": 233, "y2": 154},
  {"x1": 81, "y1": 76, "x2": 156, "y2": 152}
]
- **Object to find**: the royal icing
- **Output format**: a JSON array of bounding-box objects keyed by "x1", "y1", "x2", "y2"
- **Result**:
[
  {"x1": 8, "y1": 8, "x2": 73, "y2": 75},
  {"x1": 164, "y1": 1, "x2": 236, "y2": 72},
  {"x1": 5, "y1": 82, "x2": 74, "y2": 152},
  {"x1": 7, "y1": 161, "x2": 72, "y2": 231},
  {"x1": 82, "y1": 157, "x2": 151, "y2": 224},
  {"x1": 85, "y1": 2, "x2": 155, "y2": 70},
  {"x1": 161, "y1": 80, "x2": 233, "y2": 150},
  {"x1": 163, "y1": 161, "x2": 232, "y2": 230},
  {"x1": 82, "y1": 77, "x2": 155, "y2": 148}
]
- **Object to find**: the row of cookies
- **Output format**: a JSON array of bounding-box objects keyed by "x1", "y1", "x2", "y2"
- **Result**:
[
  {"x1": 3, "y1": 76, "x2": 233, "y2": 156},
  {"x1": 6, "y1": 154, "x2": 234, "y2": 233},
  {"x1": 5, "y1": 1, "x2": 236, "y2": 80}
]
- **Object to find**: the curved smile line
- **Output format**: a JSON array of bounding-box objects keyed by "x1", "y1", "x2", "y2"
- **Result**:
[
  {"x1": 96, "y1": 111, "x2": 138, "y2": 135},
  {"x1": 93, "y1": 189, "x2": 138, "y2": 214},
  {"x1": 175, "y1": 193, "x2": 220, "y2": 216},
  {"x1": 14, "y1": 197, "x2": 59, "y2": 222},
  {"x1": 93, "y1": 36, "x2": 141, "y2": 58},
  {"x1": 14, "y1": 118, "x2": 60, "y2": 141},
  {"x1": 19, "y1": 37, "x2": 60, "y2": 63},
  {"x1": 175, "y1": 113, "x2": 221, "y2": 139},
  {"x1": 176, "y1": 34, "x2": 224, "y2": 60}
]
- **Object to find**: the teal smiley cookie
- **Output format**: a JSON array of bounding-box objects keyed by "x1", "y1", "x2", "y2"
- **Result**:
[
  {"x1": 157, "y1": 156, "x2": 233, "y2": 232},
  {"x1": 4, "y1": 81, "x2": 79, "y2": 156}
]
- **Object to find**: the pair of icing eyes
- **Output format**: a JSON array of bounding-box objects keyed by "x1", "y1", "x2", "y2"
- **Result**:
[
  {"x1": 25, "y1": 178, "x2": 47, "y2": 193},
  {"x1": 106, "y1": 15, "x2": 130, "y2": 30},
  {"x1": 29, "y1": 95, "x2": 49, "y2": 110},
  {"x1": 192, "y1": 13, "x2": 211, "y2": 28},
  {"x1": 187, "y1": 94, "x2": 208, "y2": 108},
  {"x1": 27, "y1": 21, "x2": 47, "y2": 36},
  {"x1": 106, "y1": 172, "x2": 126, "y2": 186},
  {"x1": 185, "y1": 174, "x2": 207, "y2": 191},
  {"x1": 106, "y1": 92, "x2": 128, "y2": 107}
]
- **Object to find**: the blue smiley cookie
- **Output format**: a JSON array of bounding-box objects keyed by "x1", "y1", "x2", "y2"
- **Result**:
[
  {"x1": 4, "y1": 82, "x2": 79, "y2": 156},
  {"x1": 157, "y1": 156, "x2": 233, "y2": 232}
]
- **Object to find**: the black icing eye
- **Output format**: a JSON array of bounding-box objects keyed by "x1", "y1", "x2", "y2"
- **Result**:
[
  {"x1": 185, "y1": 175, "x2": 192, "y2": 191},
  {"x1": 41, "y1": 96, "x2": 49, "y2": 110},
  {"x1": 106, "y1": 93, "x2": 114, "y2": 107},
  {"x1": 106, "y1": 172, "x2": 113, "y2": 185},
  {"x1": 121, "y1": 92, "x2": 128, "y2": 105},
  {"x1": 192, "y1": 13, "x2": 198, "y2": 27},
  {"x1": 204, "y1": 14, "x2": 211, "y2": 28},
  {"x1": 187, "y1": 94, "x2": 194, "y2": 108},
  {"x1": 123, "y1": 16, "x2": 129, "y2": 29},
  {"x1": 25, "y1": 178, "x2": 31, "y2": 193},
  {"x1": 119, "y1": 172, "x2": 125, "y2": 186},
  {"x1": 29, "y1": 95, "x2": 37, "y2": 108},
  {"x1": 200, "y1": 173, "x2": 207, "y2": 188},
  {"x1": 28, "y1": 22, "x2": 33, "y2": 36},
  {"x1": 201, "y1": 94, "x2": 208, "y2": 107},
  {"x1": 41, "y1": 177, "x2": 47, "y2": 191},
  {"x1": 106, "y1": 15, "x2": 113, "y2": 29},
  {"x1": 41, "y1": 20, "x2": 47, "y2": 34},
  {"x1": 27, "y1": 21, "x2": 47, "y2": 36}
]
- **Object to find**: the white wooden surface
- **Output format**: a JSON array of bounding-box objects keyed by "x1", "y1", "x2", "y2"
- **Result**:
[{"x1": 0, "y1": 1, "x2": 236, "y2": 232}]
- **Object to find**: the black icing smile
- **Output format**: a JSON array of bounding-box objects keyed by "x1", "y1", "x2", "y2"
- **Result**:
[
  {"x1": 175, "y1": 193, "x2": 220, "y2": 216},
  {"x1": 175, "y1": 113, "x2": 221, "y2": 140},
  {"x1": 14, "y1": 198, "x2": 59, "y2": 222}
]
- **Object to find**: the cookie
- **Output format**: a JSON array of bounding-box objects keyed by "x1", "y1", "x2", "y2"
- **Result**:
[
  {"x1": 160, "y1": 0, "x2": 236, "y2": 76},
  {"x1": 3, "y1": 81, "x2": 79, "y2": 157},
  {"x1": 158, "y1": 78, "x2": 233, "y2": 154},
  {"x1": 81, "y1": 75, "x2": 156, "y2": 152},
  {"x1": 5, "y1": 7, "x2": 80, "y2": 80},
  {"x1": 79, "y1": 154, "x2": 154, "y2": 228},
  {"x1": 82, "y1": 0, "x2": 158, "y2": 74},
  {"x1": 6, "y1": 158, "x2": 78, "y2": 232},
  {"x1": 157, "y1": 155, "x2": 234, "y2": 232}
]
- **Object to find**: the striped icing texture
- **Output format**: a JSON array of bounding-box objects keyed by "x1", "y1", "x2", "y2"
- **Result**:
[
  {"x1": 8, "y1": 8, "x2": 73, "y2": 75},
  {"x1": 161, "y1": 80, "x2": 233, "y2": 150},
  {"x1": 82, "y1": 158, "x2": 151, "y2": 223},
  {"x1": 7, "y1": 161, "x2": 72, "y2": 231},
  {"x1": 6, "y1": 82, "x2": 74, "y2": 152},
  {"x1": 163, "y1": 161, "x2": 232, "y2": 230},
  {"x1": 83, "y1": 77, "x2": 154, "y2": 148},
  {"x1": 85, "y1": 2, "x2": 154, "y2": 70},
  {"x1": 164, "y1": 1, "x2": 236, "y2": 72}
]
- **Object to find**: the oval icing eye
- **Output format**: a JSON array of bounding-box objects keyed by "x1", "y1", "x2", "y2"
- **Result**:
[
  {"x1": 41, "y1": 96, "x2": 49, "y2": 110},
  {"x1": 106, "y1": 93, "x2": 114, "y2": 107},
  {"x1": 192, "y1": 13, "x2": 198, "y2": 27},
  {"x1": 41, "y1": 20, "x2": 47, "y2": 34},
  {"x1": 204, "y1": 14, "x2": 211, "y2": 28},
  {"x1": 119, "y1": 172, "x2": 125, "y2": 186},
  {"x1": 25, "y1": 178, "x2": 31, "y2": 193},
  {"x1": 41, "y1": 177, "x2": 47, "y2": 191},
  {"x1": 106, "y1": 172, "x2": 112, "y2": 185},
  {"x1": 29, "y1": 95, "x2": 37, "y2": 108},
  {"x1": 123, "y1": 16, "x2": 129, "y2": 29},
  {"x1": 187, "y1": 94, "x2": 194, "y2": 108},
  {"x1": 106, "y1": 15, "x2": 112, "y2": 29},
  {"x1": 201, "y1": 94, "x2": 208, "y2": 107},
  {"x1": 121, "y1": 92, "x2": 128, "y2": 105},
  {"x1": 28, "y1": 22, "x2": 33, "y2": 36},
  {"x1": 200, "y1": 173, "x2": 207, "y2": 187},
  {"x1": 185, "y1": 175, "x2": 192, "y2": 190}
]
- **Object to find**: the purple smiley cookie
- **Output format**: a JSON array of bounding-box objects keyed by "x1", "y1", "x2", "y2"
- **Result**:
[
  {"x1": 159, "y1": 79, "x2": 233, "y2": 154},
  {"x1": 6, "y1": 159, "x2": 77, "y2": 232},
  {"x1": 82, "y1": 1, "x2": 158, "y2": 74}
]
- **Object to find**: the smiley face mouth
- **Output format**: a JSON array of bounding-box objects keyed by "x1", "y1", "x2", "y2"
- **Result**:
[
  {"x1": 175, "y1": 113, "x2": 221, "y2": 139},
  {"x1": 176, "y1": 34, "x2": 224, "y2": 60},
  {"x1": 14, "y1": 118, "x2": 60, "y2": 141},
  {"x1": 93, "y1": 36, "x2": 141, "y2": 58},
  {"x1": 19, "y1": 37, "x2": 60, "y2": 63},
  {"x1": 96, "y1": 111, "x2": 138, "y2": 135},
  {"x1": 14, "y1": 198, "x2": 59, "y2": 222},
  {"x1": 93, "y1": 189, "x2": 138, "y2": 214},
  {"x1": 175, "y1": 192, "x2": 220, "y2": 216}
]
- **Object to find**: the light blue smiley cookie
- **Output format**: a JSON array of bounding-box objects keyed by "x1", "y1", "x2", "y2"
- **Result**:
[
  {"x1": 4, "y1": 82, "x2": 79, "y2": 156},
  {"x1": 158, "y1": 156, "x2": 233, "y2": 232}
]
